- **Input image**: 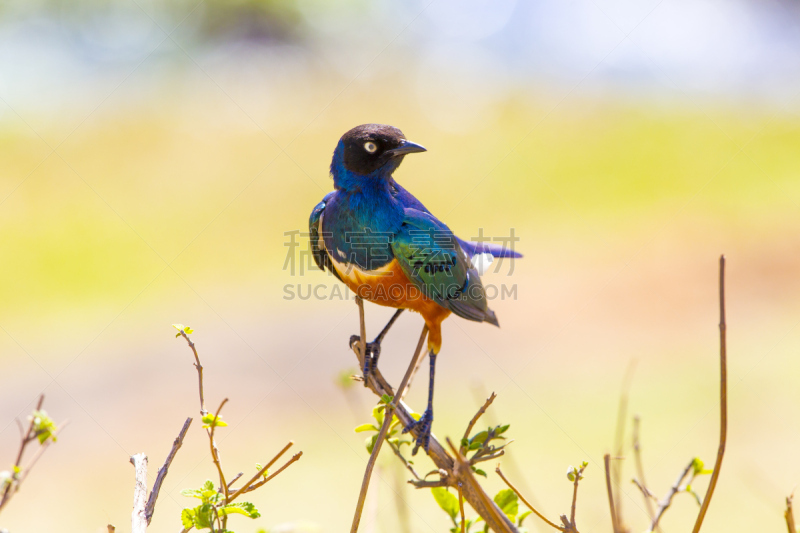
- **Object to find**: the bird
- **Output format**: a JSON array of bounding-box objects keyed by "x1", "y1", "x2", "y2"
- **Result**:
[{"x1": 309, "y1": 124, "x2": 521, "y2": 453}]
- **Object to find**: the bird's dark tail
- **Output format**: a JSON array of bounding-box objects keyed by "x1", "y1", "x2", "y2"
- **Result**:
[{"x1": 456, "y1": 237, "x2": 523, "y2": 259}]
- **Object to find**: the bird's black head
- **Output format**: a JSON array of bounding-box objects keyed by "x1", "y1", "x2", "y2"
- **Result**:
[{"x1": 336, "y1": 124, "x2": 426, "y2": 176}]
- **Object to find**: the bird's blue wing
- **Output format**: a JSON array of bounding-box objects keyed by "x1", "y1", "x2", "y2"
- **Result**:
[
  {"x1": 392, "y1": 208, "x2": 498, "y2": 325},
  {"x1": 309, "y1": 192, "x2": 342, "y2": 280}
]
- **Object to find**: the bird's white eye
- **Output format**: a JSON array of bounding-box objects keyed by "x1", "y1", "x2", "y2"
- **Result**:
[{"x1": 364, "y1": 141, "x2": 377, "y2": 153}]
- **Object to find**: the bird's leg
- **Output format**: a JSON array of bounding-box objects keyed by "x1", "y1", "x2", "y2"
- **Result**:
[
  {"x1": 402, "y1": 349, "x2": 436, "y2": 454},
  {"x1": 349, "y1": 309, "x2": 405, "y2": 382}
]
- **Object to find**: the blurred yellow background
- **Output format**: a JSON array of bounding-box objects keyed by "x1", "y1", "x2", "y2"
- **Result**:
[{"x1": 2, "y1": 1, "x2": 800, "y2": 532}]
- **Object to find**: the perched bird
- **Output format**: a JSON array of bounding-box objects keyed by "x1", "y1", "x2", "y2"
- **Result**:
[{"x1": 309, "y1": 124, "x2": 521, "y2": 452}]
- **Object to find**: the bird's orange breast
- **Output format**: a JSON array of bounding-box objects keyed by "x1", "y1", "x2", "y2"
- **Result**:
[{"x1": 329, "y1": 255, "x2": 450, "y2": 347}]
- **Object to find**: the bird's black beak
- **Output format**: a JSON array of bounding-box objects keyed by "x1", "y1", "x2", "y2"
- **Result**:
[{"x1": 387, "y1": 140, "x2": 427, "y2": 157}]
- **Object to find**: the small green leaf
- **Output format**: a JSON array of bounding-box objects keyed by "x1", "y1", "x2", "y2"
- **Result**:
[
  {"x1": 691, "y1": 457, "x2": 713, "y2": 475},
  {"x1": 380, "y1": 394, "x2": 393, "y2": 404},
  {"x1": 194, "y1": 503, "x2": 215, "y2": 528},
  {"x1": 181, "y1": 508, "x2": 195, "y2": 529},
  {"x1": 365, "y1": 434, "x2": 378, "y2": 454},
  {"x1": 30, "y1": 410, "x2": 57, "y2": 444},
  {"x1": 497, "y1": 424, "x2": 510, "y2": 435},
  {"x1": 469, "y1": 430, "x2": 489, "y2": 450},
  {"x1": 355, "y1": 423, "x2": 377, "y2": 433},
  {"x1": 517, "y1": 510, "x2": 532, "y2": 526},
  {"x1": 460, "y1": 437, "x2": 469, "y2": 448},
  {"x1": 173, "y1": 324, "x2": 194, "y2": 336},
  {"x1": 493, "y1": 489, "x2": 518, "y2": 520},
  {"x1": 431, "y1": 487, "x2": 460, "y2": 521},
  {"x1": 220, "y1": 501, "x2": 261, "y2": 519},
  {"x1": 202, "y1": 413, "x2": 228, "y2": 429},
  {"x1": 472, "y1": 467, "x2": 487, "y2": 478},
  {"x1": 567, "y1": 465, "x2": 577, "y2": 482}
]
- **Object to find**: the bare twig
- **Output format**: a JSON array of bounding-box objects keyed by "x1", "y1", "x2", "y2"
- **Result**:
[
  {"x1": 650, "y1": 459, "x2": 694, "y2": 531},
  {"x1": 350, "y1": 308, "x2": 428, "y2": 533},
  {"x1": 448, "y1": 438, "x2": 513, "y2": 533},
  {"x1": 233, "y1": 452, "x2": 303, "y2": 495},
  {"x1": 496, "y1": 466, "x2": 564, "y2": 532},
  {"x1": 388, "y1": 441, "x2": 420, "y2": 480},
  {"x1": 409, "y1": 479, "x2": 450, "y2": 488},
  {"x1": 471, "y1": 450, "x2": 506, "y2": 464},
  {"x1": 179, "y1": 331, "x2": 206, "y2": 415},
  {"x1": 458, "y1": 482, "x2": 466, "y2": 533},
  {"x1": 460, "y1": 392, "x2": 497, "y2": 455},
  {"x1": 228, "y1": 441, "x2": 294, "y2": 503},
  {"x1": 145, "y1": 417, "x2": 192, "y2": 525},
  {"x1": 0, "y1": 396, "x2": 67, "y2": 513},
  {"x1": 632, "y1": 416, "x2": 657, "y2": 526},
  {"x1": 604, "y1": 454, "x2": 620, "y2": 533},
  {"x1": 570, "y1": 465, "x2": 584, "y2": 528},
  {"x1": 15, "y1": 421, "x2": 68, "y2": 490},
  {"x1": 786, "y1": 492, "x2": 797, "y2": 533},
  {"x1": 130, "y1": 453, "x2": 148, "y2": 533},
  {"x1": 631, "y1": 478, "x2": 657, "y2": 503},
  {"x1": 0, "y1": 394, "x2": 44, "y2": 509},
  {"x1": 356, "y1": 296, "x2": 367, "y2": 370},
  {"x1": 691, "y1": 254, "x2": 728, "y2": 533},
  {"x1": 612, "y1": 361, "x2": 636, "y2": 530},
  {"x1": 227, "y1": 472, "x2": 244, "y2": 489},
  {"x1": 207, "y1": 398, "x2": 229, "y2": 503}
]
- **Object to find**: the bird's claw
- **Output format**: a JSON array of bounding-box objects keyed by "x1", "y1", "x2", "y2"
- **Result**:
[
  {"x1": 349, "y1": 335, "x2": 382, "y2": 386},
  {"x1": 402, "y1": 408, "x2": 433, "y2": 455}
]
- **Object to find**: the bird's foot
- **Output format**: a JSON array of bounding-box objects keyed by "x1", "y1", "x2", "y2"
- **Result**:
[
  {"x1": 349, "y1": 335, "x2": 382, "y2": 386},
  {"x1": 402, "y1": 408, "x2": 433, "y2": 455}
]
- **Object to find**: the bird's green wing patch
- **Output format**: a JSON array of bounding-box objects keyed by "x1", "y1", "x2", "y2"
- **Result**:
[{"x1": 392, "y1": 209, "x2": 495, "y2": 324}]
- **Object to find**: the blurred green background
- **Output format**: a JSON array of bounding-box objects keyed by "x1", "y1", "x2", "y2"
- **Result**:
[{"x1": 2, "y1": 0, "x2": 800, "y2": 532}]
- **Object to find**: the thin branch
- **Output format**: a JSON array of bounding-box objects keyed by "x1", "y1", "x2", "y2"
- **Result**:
[
  {"x1": 179, "y1": 331, "x2": 206, "y2": 415},
  {"x1": 388, "y1": 441, "x2": 420, "y2": 480},
  {"x1": 130, "y1": 453, "x2": 148, "y2": 533},
  {"x1": 15, "y1": 422, "x2": 68, "y2": 489},
  {"x1": 0, "y1": 395, "x2": 45, "y2": 509},
  {"x1": 612, "y1": 360, "x2": 636, "y2": 530},
  {"x1": 409, "y1": 479, "x2": 450, "y2": 489},
  {"x1": 350, "y1": 311, "x2": 516, "y2": 533},
  {"x1": 632, "y1": 416, "x2": 657, "y2": 526},
  {"x1": 471, "y1": 450, "x2": 505, "y2": 464},
  {"x1": 228, "y1": 441, "x2": 294, "y2": 503},
  {"x1": 208, "y1": 398, "x2": 229, "y2": 501},
  {"x1": 233, "y1": 452, "x2": 303, "y2": 494},
  {"x1": 145, "y1": 417, "x2": 193, "y2": 525},
  {"x1": 496, "y1": 466, "x2": 564, "y2": 532},
  {"x1": 460, "y1": 392, "x2": 497, "y2": 455},
  {"x1": 447, "y1": 438, "x2": 512, "y2": 533},
  {"x1": 227, "y1": 472, "x2": 244, "y2": 489},
  {"x1": 786, "y1": 492, "x2": 797, "y2": 533},
  {"x1": 356, "y1": 296, "x2": 367, "y2": 370},
  {"x1": 691, "y1": 254, "x2": 728, "y2": 533},
  {"x1": 650, "y1": 459, "x2": 694, "y2": 531},
  {"x1": 604, "y1": 454, "x2": 620, "y2": 533},
  {"x1": 350, "y1": 308, "x2": 428, "y2": 533},
  {"x1": 570, "y1": 465, "x2": 583, "y2": 528},
  {"x1": 458, "y1": 482, "x2": 466, "y2": 533},
  {"x1": 631, "y1": 478, "x2": 657, "y2": 503}
]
